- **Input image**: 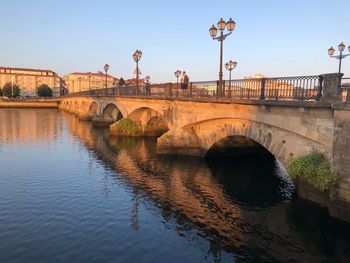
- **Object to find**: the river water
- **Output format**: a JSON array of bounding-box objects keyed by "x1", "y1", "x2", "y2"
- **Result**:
[{"x1": 0, "y1": 109, "x2": 349, "y2": 262}]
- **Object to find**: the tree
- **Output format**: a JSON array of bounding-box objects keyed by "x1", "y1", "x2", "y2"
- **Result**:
[
  {"x1": 37, "y1": 84, "x2": 53, "y2": 97},
  {"x1": 118, "y1": 77, "x2": 126, "y2": 86},
  {"x1": 2, "y1": 82, "x2": 20, "y2": 98}
]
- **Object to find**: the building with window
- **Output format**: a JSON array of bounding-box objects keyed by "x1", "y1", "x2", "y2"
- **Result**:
[
  {"x1": 65, "y1": 72, "x2": 118, "y2": 93},
  {"x1": 0, "y1": 66, "x2": 64, "y2": 97}
]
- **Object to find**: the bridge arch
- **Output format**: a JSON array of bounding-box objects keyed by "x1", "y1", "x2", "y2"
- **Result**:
[
  {"x1": 101, "y1": 103, "x2": 123, "y2": 123},
  {"x1": 128, "y1": 107, "x2": 169, "y2": 137},
  {"x1": 159, "y1": 117, "x2": 328, "y2": 166},
  {"x1": 206, "y1": 135, "x2": 274, "y2": 158},
  {"x1": 73, "y1": 101, "x2": 79, "y2": 112},
  {"x1": 80, "y1": 101, "x2": 88, "y2": 114},
  {"x1": 87, "y1": 101, "x2": 100, "y2": 117},
  {"x1": 68, "y1": 101, "x2": 74, "y2": 111}
]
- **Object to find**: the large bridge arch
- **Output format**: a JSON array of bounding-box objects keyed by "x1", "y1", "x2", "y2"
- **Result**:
[{"x1": 158, "y1": 118, "x2": 329, "y2": 166}]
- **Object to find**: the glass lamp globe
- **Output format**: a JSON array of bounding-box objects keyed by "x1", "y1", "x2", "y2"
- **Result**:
[
  {"x1": 226, "y1": 18, "x2": 236, "y2": 31},
  {"x1": 209, "y1": 25, "x2": 218, "y2": 38},
  {"x1": 328, "y1": 47, "x2": 335, "y2": 57},
  {"x1": 217, "y1": 18, "x2": 226, "y2": 31}
]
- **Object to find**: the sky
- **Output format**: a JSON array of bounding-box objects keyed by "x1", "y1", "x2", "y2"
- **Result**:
[{"x1": 1, "y1": 0, "x2": 350, "y2": 82}]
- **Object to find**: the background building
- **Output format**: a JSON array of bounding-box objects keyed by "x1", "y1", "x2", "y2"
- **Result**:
[
  {"x1": 65, "y1": 72, "x2": 118, "y2": 93},
  {"x1": 0, "y1": 66, "x2": 63, "y2": 97}
]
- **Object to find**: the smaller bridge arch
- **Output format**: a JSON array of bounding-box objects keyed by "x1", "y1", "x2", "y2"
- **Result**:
[
  {"x1": 128, "y1": 107, "x2": 169, "y2": 137},
  {"x1": 101, "y1": 103, "x2": 123, "y2": 123},
  {"x1": 80, "y1": 101, "x2": 88, "y2": 114}
]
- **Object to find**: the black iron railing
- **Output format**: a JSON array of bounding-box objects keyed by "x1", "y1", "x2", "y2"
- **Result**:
[{"x1": 64, "y1": 75, "x2": 323, "y2": 102}]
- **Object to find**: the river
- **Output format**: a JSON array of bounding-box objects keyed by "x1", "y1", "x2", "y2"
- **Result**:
[{"x1": 0, "y1": 109, "x2": 349, "y2": 262}]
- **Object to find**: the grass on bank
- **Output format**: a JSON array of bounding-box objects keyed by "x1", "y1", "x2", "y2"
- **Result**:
[{"x1": 287, "y1": 151, "x2": 340, "y2": 200}]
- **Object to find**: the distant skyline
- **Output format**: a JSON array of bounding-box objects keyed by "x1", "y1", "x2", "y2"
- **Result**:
[{"x1": 1, "y1": 0, "x2": 350, "y2": 82}]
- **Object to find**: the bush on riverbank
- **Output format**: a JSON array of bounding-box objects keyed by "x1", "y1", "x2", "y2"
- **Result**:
[
  {"x1": 110, "y1": 118, "x2": 140, "y2": 136},
  {"x1": 287, "y1": 151, "x2": 340, "y2": 200},
  {"x1": 37, "y1": 84, "x2": 53, "y2": 97},
  {"x1": 2, "y1": 82, "x2": 20, "y2": 98}
]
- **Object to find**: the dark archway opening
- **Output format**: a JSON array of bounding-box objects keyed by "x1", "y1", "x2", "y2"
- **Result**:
[
  {"x1": 88, "y1": 102, "x2": 99, "y2": 116},
  {"x1": 102, "y1": 103, "x2": 123, "y2": 122},
  {"x1": 206, "y1": 135, "x2": 273, "y2": 158},
  {"x1": 205, "y1": 136, "x2": 294, "y2": 207}
]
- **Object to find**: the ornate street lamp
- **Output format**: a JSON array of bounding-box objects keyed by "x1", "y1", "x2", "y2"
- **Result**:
[
  {"x1": 225, "y1": 60, "x2": 237, "y2": 97},
  {"x1": 133, "y1": 49, "x2": 143, "y2": 95},
  {"x1": 174, "y1": 69, "x2": 182, "y2": 96},
  {"x1": 328, "y1": 42, "x2": 350, "y2": 75},
  {"x1": 104, "y1": 63, "x2": 109, "y2": 95},
  {"x1": 209, "y1": 18, "x2": 236, "y2": 97},
  {"x1": 78, "y1": 77, "x2": 82, "y2": 92},
  {"x1": 145, "y1": 75, "x2": 150, "y2": 83}
]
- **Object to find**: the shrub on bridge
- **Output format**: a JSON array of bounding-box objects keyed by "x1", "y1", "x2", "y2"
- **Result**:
[
  {"x1": 287, "y1": 151, "x2": 340, "y2": 200},
  {"x1": 110, "y1": 118, "x2": 140, "y2": 136},
  {"x1": 37, "y1": 84, "x2": 53, "y2": 97}
]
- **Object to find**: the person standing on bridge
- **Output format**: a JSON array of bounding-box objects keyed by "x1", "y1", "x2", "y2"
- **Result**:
[{"x1": 180, "y1": 71, "x2": 189, "y2": 96}]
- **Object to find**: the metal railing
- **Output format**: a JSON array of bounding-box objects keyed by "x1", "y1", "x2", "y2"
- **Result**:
[{"x1": 64, "y1": 75, "x2": 323, "y2": 102}]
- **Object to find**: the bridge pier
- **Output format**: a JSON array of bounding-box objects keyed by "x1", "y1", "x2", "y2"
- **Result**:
[{"x1": 157, "y1": 129, "x2": 206, "y2": 156}]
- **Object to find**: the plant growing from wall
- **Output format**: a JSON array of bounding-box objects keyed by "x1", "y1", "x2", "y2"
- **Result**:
[
  {"x1": 111, "y1": 118, "x2": 139, "y2": 136},
  {"x1": 287, "y1": 151, "x2": 340, "y2": 200},
  {"x1": 2, "y1": 82, "x2": 20, "y2": 98},
  {"x1": 37, "y1": 84, "x2": 53, "y2": 97}
]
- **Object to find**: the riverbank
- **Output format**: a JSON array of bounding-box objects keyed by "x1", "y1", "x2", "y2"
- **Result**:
[{"x1": 0, "y1": 99, "x2": 60, "y2": 109}]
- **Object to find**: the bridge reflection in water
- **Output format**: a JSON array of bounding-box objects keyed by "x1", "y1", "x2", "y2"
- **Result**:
[{"x1": 64, "y1": 111, "x2": 349, "y2": 262}]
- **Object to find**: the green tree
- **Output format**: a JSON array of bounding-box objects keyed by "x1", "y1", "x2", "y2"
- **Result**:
[
  {"x1": 2, "y1": 82, "x2": 20, "y2": 98},
  {"x1": 37, "y1": 84, "x2": 53, "y2": 97},
  {"x1": 118, "y1": 77, "x2": 126, "y2": 86}
]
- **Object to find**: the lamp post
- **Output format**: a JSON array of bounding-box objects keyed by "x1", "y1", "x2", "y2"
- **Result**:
[
  {"x1": 328, "y1": 42, "x2": 350, "y2": 75},
  {"x1": 88, "y1": 74, "x2": 91, "y2": 92},
  {"x1": 225, "y1": 60, "x2": 237, "y2": 97},
  {"x1": 209, "y1": 18, "x2": 236, "y2": 97},
  {"x1": 78, "y1": 77, "x2": 82, "y2": 92},
  {"x1": 104, "y1": 63, "x2": 109, "y2": 95},
  {"x1": 174, "y1": 69, "x2": 181, "y2": 96},
  {"x1": 133, "y1": 49, "x2": 143, "y2": 95}
]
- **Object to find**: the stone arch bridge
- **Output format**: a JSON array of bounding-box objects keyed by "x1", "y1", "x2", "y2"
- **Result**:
[
  {"x1": 59, "y1": 93, "x2": 350, "y2": 222},
  {"x1": 60, "y1": 96, "x2": 335, "y2": 166}
]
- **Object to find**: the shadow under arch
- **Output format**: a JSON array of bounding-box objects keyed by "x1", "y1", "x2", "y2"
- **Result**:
[
  {"x1": 102, "y1": 103, "x2": 123, "y2": 123},
  {"x1": 80, "y1": 101, "x2": 88, "y2": 113},
  {"x1": 73, "y1": 101, "x2": 79, "y2": 111},
  {"x1": 128, "y1": 107, "x2": 169, "y2": 137},
  {"x1": 205, "y1": 135, "x2": 294, "y2": 207},
  {"x1": 88, "y1": 101, "x2": 100, "y2": 116},
  {"x1": 206, "y1": 135, "x2": 274, "y2": 158}
]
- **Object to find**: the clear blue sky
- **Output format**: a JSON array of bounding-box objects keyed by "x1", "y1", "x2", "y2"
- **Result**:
[{"x1": 1, "y1": 0, "x2": 350, "y2": 82}]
